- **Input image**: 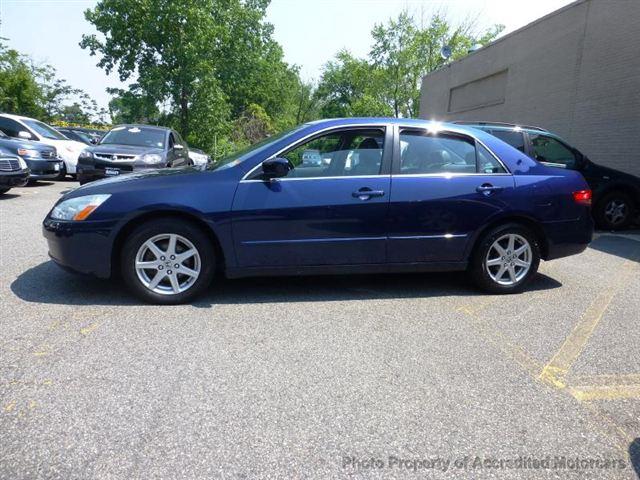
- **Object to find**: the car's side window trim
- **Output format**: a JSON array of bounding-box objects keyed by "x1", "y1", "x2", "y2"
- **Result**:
[
  {"x1": 391, "y1": 127, "x2": 511, "y2": 176},
  {"x1": 241, "y1": 124, "x2": 393, "y2": 182}
]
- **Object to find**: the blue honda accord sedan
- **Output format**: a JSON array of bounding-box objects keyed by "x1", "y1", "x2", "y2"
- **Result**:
[{"x1": 43, "y1": 118, "x2": 593, "y2": 304}]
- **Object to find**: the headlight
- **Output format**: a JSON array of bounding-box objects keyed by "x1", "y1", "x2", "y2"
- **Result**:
[
  {"x1": 51, "y1": 194, "x2": 111, "y2": 221},
  {"x1": 17, "y1": 157, "x2": 28, "y2": 170},
  {"x1": 79, "y1": 150, "x2": 93, "y2": 160},
  {"x1": 140, "y1": 153, "x2": 162, "y2": 164},
  {"x1": 17, "y1": 148, "x2": 39, "y2": 157}
]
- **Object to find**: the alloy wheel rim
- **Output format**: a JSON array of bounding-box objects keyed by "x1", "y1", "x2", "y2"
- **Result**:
[
  {"x1": 135, "y1": 233, "x2": 201, "y2": 295},
  {"x1": 485, "y1": 234, "x2": 532, "y2": 286},
  {"x1": 604, "y1": 199, "x2": 627, "y2": 225}
]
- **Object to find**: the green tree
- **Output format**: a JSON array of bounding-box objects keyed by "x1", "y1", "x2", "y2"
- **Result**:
[
  {"x1": 0, "y1": 39, "x2": 46, "y2": 118},
  {"x1": 0, "y1": 38, "x2": 104, "y2": 123},
  {"x1": 107, "y1": 86, "x2": 161, "y2": 125},
  {"x1": 371, "y1": 12, "x2": 504, "y2": 117},
  {"x1": 316, "y1": 11, "x2": 504, "y2": 119},
  {"x1": 81, "y1": 0, "x2": 299, "y2": 149},
  {"x1": 316, "y1": 50, "x2": 392, "y2": 118}
]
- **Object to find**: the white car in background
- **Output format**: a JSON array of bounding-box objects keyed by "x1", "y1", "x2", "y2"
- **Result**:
[
  {"x1": 0, "y1": 113, "x2": 86, "y2": 178},
  {"x1": 188, "y1": 148, "x2": 211, "y2": 168}
]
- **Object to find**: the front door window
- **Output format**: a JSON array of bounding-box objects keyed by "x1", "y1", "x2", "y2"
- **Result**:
[{"x1": 279, "y1": 129, "x2": 385, "y2": 178}]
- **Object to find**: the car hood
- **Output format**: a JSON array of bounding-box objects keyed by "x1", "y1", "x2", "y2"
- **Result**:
[
  {"x1": 587, "y1": 161, "x2": 640, "y2": 185},
  {"x1": 70, "y1": 166, "x2": 200, "y2": 195},
  {"x1": 90, "y1": 144, "x2": 163, "y2": 156},
  {"x1": 0, "y1": 137, "x2": 56, "y2": 153}
]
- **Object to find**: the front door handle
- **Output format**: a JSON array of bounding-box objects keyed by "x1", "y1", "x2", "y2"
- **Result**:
[
  {"x1": 476, "y1": 184, "x2": 503, "y2": 196},
  {"x1": 352, "y1": 188, "x2": 385, "y2": 200}
]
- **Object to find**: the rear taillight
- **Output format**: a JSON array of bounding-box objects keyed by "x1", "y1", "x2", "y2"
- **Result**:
[{"x1": 573, "y1": 189, "x2": 592, "y2": 206}]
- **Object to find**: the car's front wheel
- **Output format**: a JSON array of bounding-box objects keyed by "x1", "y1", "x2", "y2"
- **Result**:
[
  {"x1": 471, "y1": 224, "x2": 540, "y2": 294},
  {"x1": 593, "y1": 191, "x2": 635, "y2": 230},
  {"x1": 121, "y1": 219, "x2": 215, "y2": 304}
]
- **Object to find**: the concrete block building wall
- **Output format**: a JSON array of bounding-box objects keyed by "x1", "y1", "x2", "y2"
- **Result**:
[{"x1": 420, "y1": 0, "x2": 640, "y2": 176}]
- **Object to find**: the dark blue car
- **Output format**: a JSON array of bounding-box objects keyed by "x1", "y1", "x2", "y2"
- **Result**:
[{"x1": 43, "y1": 118, "x2": 593, "y2": 304}]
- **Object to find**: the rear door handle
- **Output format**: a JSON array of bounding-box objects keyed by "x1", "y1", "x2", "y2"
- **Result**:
[
  {"x1": 352, "y1": 188, "x2": 385, "y2": 200},
  {"x1": 476, "y1": 184, "x2": 503, "y2": 195}
]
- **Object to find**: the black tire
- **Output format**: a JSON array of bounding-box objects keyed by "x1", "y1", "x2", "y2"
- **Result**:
[
  {"x1": 120, "y1": 218, "x2": 215, "y2": 304},
  {"x1": 593, "y1": 191, "x2": 635, "y2": 230},
  {"x1": 0, "y1": 188, "x2": 10, "y2": 195},
  {"x1": 470, "y1": 223, "x2": 541, "y2": 294},
  {"x1": 78, "y1": 174, "x2": 91, "y2": 186}
]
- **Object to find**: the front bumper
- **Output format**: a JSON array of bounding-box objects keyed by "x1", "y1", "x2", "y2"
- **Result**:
[
  {"x1": 24, "y1": 158, "x2": 64, "y2": 179},
  {"x1": 0, "y1": 169, "x2": 30, "y2": 188},
  {"x1": 42, "y1": 217, "x2": 116, "y2": 278},
  {"x1": 77, "y1": 158, "x2": 162, "y2": 183}
]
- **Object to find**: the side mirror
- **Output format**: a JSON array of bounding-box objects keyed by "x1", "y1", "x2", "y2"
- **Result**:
[
  {"x1": 174, "y1": 144, "x2": 184, "y2": 150},
  {"x1": 18, "y1": 131, "x2": 32, "y2": 140},
  {"x1": 262, "y1": 157, "x2": 292, "y2": 179},
  {"x1": 90, "y1": 137, "x2": 99, "y2": 145}
]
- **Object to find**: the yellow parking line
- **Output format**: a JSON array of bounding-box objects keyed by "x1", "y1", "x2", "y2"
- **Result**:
[
  {"x1": 539, "y1": 255, "x2": 640, "y2": 389},
  {"x1": 570, "y1": 385, "x2": 640, "y2": 401},
  {"x1": 457, "y1": 299, "x2": 543, "y2": 379},
  {"x1": 570, "y1": 373, "x2": 640, "y2": 386}
]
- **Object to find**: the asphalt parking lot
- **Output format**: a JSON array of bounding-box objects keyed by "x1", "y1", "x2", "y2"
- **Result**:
[{"x1": 1, "y1": 181, "x2": 640, "y2": 479}]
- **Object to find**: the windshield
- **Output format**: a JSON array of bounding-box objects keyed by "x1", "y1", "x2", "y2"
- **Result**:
[
  {"x1": 23, "y1": 119, "x2": 67, "y2": 140},
  {"x1": 213, "y1": 126, "x2": 306, "y2": 171},
  {"x1": 100, "y1": 126, "x2": 166, "y2": 148}
]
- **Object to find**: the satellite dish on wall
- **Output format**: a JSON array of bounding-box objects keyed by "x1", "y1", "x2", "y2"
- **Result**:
[{"x1": 440, "y1": 45, "x2": 452, "y2": 60}]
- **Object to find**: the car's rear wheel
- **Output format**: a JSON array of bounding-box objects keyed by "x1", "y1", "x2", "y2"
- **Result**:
[
  {"x1": 121, "y1": 219, "x2": 215, "y2": 304},
  {"x1": 471, "y1": 224, "x2": 540, "y2": 294},
  {"x1": 0, "y1": 188, "x2": 10, "y2": 195},
  {"x1": 593, "y1": 191, "x2": 635, "y2": 230}
]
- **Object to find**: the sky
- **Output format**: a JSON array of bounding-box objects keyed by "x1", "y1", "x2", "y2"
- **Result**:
[{"x1": 0, "y1": 0, "x2": 574, "y2": 112}]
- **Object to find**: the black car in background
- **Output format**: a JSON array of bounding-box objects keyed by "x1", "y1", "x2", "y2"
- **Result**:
[
  {"x1": 0, "y1": 129, "x2": 63, "y2": 180},
  {"x1": 56, "y1": 128, "x2": 95, "y2": 145},
  {"x1": 0, "y1": 152, "x2": 29, "y2": 194},
  {"x1": 77, "y1": 125, "x2": 190, "y2": 184},
  {"x1": 56, "y1": 127, "x2": 105, "y2": 145},
  {"x1": 457, "y1": 122, "x2": 640, "y2": 230}
]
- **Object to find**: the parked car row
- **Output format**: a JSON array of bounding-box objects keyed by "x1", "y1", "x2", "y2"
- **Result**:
[{"x1": 0, "y1": 113, "x2": 214, "y2": 195}]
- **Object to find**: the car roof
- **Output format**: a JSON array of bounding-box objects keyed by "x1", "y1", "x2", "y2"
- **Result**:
[
  {"x1": 451, "y1": 121, "x2": 548, "y2": 134},
  {"x1": 111, "y1": 124, "x2": 171, "y2": 132},
  {"x1": 302, "y1": 117, "x2": 496, "y2": 136},
  {"x1": 0, "y1": 113, "x2": 33, "y2": 121}
]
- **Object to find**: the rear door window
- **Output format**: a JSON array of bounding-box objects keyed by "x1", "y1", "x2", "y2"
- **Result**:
[
  {"x1": 530, "y1": 134, "x2": 577, "y2": 169},
  {"x1": 398, "y1": 131, "x2": 506, "y2": 175}
]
